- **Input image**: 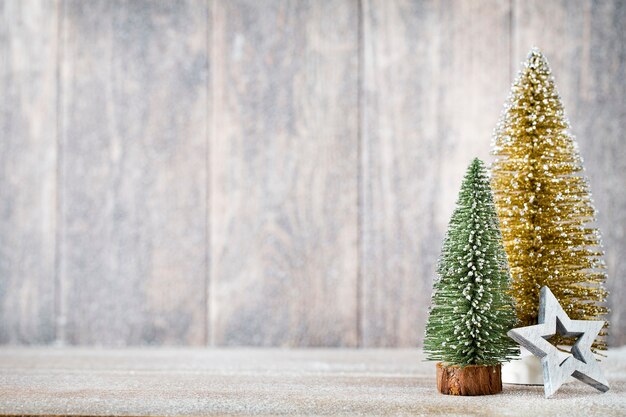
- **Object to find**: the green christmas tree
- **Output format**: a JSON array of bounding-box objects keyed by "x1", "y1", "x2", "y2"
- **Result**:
[{"x1": 424, "y1": 158, "x2": 518, "y2": 366}]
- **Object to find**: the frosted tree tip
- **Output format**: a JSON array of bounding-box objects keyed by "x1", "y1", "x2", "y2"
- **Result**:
[
  {"x1": 470, "y1": 157, "x2": 485, "y2": 169},
  {"x1": 526, "y1": 47, "x2": 551, "y2": 71}
]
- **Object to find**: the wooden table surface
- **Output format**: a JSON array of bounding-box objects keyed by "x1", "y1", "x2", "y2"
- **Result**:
[{"x1": 1, "y1": 347, "x2": 625, "y2": 416}]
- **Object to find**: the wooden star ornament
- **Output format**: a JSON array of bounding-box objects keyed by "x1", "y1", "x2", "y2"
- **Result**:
[{"x1": 507, "y1": 286, "x2": 609, "y2": 398}]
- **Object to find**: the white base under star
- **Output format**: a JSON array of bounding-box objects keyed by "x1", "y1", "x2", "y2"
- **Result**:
[{"x1": 507, "y1": 286, "x2": 609, "y2": 398}]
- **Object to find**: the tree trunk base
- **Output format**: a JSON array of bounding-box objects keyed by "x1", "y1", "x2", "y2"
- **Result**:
[{"x1": 436, "y1": 362, "x2": 502, "y2": 396}]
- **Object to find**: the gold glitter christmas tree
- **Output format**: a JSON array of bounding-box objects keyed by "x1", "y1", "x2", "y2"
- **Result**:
[{"x1": 490, "y1": 48, "x2": 608, "y2": 351}]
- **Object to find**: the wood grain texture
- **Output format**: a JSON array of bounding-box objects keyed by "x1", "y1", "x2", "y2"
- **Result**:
[
  {"x1": 360, "y1": 0, "x2": 512, "y2": 347},
  {"x1": 1, "y1": 347, "x2": 626, "y2": 416},
  {"x1": 0, "y1": 0, "x2": 58, "y2": 343},
  {"x1": 58, "y1": 0, "x2": 209, "y2": 345},
  {"x1": 436, "y1": 362, "x2": 502, "y2": 396},
  {"x1": 513, "y1": 0, "x2": 626, "y2": 346},
  {"x1": 210, "y1": 0, "x2": 359, "y2": 346},
  {"x1": 0, "y1": 0, "x2": 625, "y2": 348}
]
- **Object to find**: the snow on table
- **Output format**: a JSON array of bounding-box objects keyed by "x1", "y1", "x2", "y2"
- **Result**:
[{"x1": 1, "y1": 347, "x2": 625, "y2": 416}]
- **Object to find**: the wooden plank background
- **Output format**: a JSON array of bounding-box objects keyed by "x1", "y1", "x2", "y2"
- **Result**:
[
  {"x1": 210, "y1": 0, "x2": 359, "y2": 346},
  {"x1": 0, "y1": 0, "x2": 624, "y2": 347},
  {"x1": 0, "y1": 0, "x2": 58, "y2": 344},
  {"x1": 58, "y1": 0, "x2": 209, "y2": 345},
  {"x1": 360, "y1": 0, "x2": 512, "y2": 347}
]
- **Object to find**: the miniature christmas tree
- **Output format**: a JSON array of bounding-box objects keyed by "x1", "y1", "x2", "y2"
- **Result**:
[
  {"x1": 491, "y1": 49, "x2": 608, "y2": 351},
  {"x1": 424, "y1": 158, "x2": 518, "y2": 395}
]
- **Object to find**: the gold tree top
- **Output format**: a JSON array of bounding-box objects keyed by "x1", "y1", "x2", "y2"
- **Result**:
[{"x1": 491, "y1": 48, "x2": 608, "y2": 351}]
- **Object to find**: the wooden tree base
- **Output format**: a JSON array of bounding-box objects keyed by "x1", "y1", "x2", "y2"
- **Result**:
[{"x1": 436, "y1": 362, "x2": 502, "y2": 396}]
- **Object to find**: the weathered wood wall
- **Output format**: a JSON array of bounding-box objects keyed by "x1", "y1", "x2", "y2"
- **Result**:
[{"x1": 1, "y1": 0, "x2": 624, "y2": 347}]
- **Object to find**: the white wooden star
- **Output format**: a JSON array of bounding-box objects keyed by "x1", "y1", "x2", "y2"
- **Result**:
[{"x1": 507, "y1": 286, "x2": 609, "y2": 398}]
